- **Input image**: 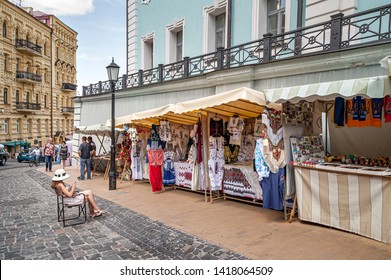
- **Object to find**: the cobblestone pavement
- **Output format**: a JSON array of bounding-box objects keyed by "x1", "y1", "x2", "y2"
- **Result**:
[{"x1": 0, "y1": 166, "x2": 246, "y2": 260}]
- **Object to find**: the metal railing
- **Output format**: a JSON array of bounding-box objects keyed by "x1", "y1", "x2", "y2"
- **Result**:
[
  {"x1": 16, "y1": 102, "x2": 41, "y2": 111},
  {"x1": 16, "y1": 71, "x2": 42, "y2": 82},
  {"x1": 15, "y1": 39, "x2": 42, "y2": 54},
  {"x1": 61, "y1": 106, "x2": 75, "y2": 113},
  {"x1": 62, "y1": 83, "x2": 77, "y2": 91},
  {"x1": 82, "y1": 4, "x2": 391, "y2": 96}
]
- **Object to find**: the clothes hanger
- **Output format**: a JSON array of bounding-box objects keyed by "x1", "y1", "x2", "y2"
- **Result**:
[{"x1": 212, "y1": 113, "x2": 221, "y2": 121}]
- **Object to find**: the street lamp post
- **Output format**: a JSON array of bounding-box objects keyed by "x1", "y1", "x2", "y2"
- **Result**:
[{"x1": 106, "y1": 58, "x2": 120, "y2": 190}]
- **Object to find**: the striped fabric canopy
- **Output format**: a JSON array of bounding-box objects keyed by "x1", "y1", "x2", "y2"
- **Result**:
[{"x1": 265, "y1": 75, "x2": 391, "y2": 103}]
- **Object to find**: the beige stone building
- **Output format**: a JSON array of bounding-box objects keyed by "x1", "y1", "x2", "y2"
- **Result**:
[{"x1": 0, "y1": 0, "x2": 77, "y2": 155}]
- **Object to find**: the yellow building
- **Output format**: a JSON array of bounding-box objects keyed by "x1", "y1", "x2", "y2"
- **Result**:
[{"x1": 0, "y1": 1, "x2": 77, "y2": 155}]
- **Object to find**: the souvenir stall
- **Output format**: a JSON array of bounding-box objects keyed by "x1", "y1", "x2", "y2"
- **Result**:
[
  {"x1": 111, "y1": 87, "x2": 284, "y2": 208},
  {"x1": 265, "y1": 75, "x2": 391, "y2": 244},
  {"x1": 112, "y1": 103, "x2": 202, "y2": 194},
  {"x1": 74, "y1": 123, "x2": 122, "y2": 176}
]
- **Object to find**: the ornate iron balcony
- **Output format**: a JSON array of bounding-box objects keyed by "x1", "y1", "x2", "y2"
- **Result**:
[
  {"x1": 61, "y1": 107, "x2": 75, "y2": 114},
  {"x1": 61, "y1": 83, "x2": 77, "y2": 91},
  {"x1": 82, "y1": 3, "x2": 391, "y2": 96},
  {"x1": 16, "y1": 71, "x2": 42, "y2": 83},
  {"x1": 16, "y1": 102, "x2": 41, "y2": 111},
  {"x1": 15, "y1": 39, "x2": 42, "y2": 55}
]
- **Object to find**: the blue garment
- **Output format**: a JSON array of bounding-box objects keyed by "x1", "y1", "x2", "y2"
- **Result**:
[
  {"x1": 260, "y1": 167, "x2": 285, "y2": 210},
  {"x1": 334, "y1": 97, "x2": 345, "y2": 126},
  {"x1": 163, "y1": 159, "x2": 176, "y2": 185}
]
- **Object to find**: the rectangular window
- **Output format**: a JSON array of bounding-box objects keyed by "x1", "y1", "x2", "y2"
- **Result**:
[
  {"x1": 4, "y1": 88, "x2": 8, "y2": 104},
  {"x1": 267, "y1": 0, "x2": 286, "y2": 35},
  {"x1": 176, "y1": 30, "x2": 183, "y2": 62},
  {"x1": 144, "y1": 40, "x2": 154, "y2": 69},
  {"x1": 16, "y1": 90, "x2": 19, "y2": 104},
  {"x1": 215, "y1": 13, "x2": 226, "y2": 49},
  {"x1": 27, "y1": 119, "x2": 31, "y2": 133},
  {"x1": 16, "y1": 119, "x2": 20, "y2": 133},
  {"x1": 44, "y1": 95, "x2": 47, "y2": 108},
  {"x1": 5, "y1": 119, "x2": 9, "y2": 134}
]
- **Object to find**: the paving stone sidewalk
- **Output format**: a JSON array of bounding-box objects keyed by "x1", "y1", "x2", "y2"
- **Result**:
[{"x1": 0, "y1": 167, "x2": 246, "y2": 260}]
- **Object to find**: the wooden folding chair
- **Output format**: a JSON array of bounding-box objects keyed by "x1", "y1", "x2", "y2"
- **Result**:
[{"x1": 56, "y1": 192, "x2": 88, "y2": 227}]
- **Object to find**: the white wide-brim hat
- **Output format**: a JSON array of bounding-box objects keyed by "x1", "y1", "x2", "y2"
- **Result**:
[{"x1": 52, "y1": 169, "x2": 70, "y2": 181}]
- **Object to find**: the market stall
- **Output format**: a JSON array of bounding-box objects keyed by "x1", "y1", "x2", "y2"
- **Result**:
[
  {"x1": 109, "y1": 87, "x2": 283, "y2": 206},
  {"x1": 75, "y1": 123, "x2": 122, "y2": 175},
  {"x1": 265, "y1": 75, "x2": 391, "y2": 243}
]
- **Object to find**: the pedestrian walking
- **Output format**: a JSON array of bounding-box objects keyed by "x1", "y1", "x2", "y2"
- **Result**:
[
  {"x1": 78, "y1": 136, "x2": 91, "y2": 180},
  {"x1": 59, "y1": 141, "x2": 69, "y2": 170},
  {"x1": 43, "y1": 138, "x2": 55, "y2": 172}
]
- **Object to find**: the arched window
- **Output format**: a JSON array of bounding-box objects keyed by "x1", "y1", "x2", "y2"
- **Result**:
[
  {"x1": 16, "y1": 90, "x2": 20, "y2": 104},
  {"x1": 15, "y1": 27, "x2": 19, "y2": 39},
  {"x1": 2, "y1": 21, "x2": 7, "y2": 38}
]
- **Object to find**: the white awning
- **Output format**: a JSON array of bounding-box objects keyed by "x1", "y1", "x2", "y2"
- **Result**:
[
  {"x1": 110, "y1": 87, "x2": 281, "y2": 127},
  {"x1": 265, "y1": 75, "x2": 391, "y2": 103}
]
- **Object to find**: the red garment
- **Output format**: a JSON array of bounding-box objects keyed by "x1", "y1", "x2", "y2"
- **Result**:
[
  {"x1": 149, "y1": 165, "x2": 162, "y2": 192},
  {"x1": 147, "y1": 149, "x2": 164, "y2": 166},
  {"x1": 384, "y1": 95, "x2": 391, "y2": 123},
  {"x1": 148, "y1": 149, "x2": 164, "y2": 192}
]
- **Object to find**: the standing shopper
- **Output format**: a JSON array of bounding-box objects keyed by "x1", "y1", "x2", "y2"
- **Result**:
[
  {"x1": 59, "y1": 141, "x2": 69, "y2": 170},
  {"x1": 43, "y1": 138, "x2": 55, "y2": 172},
  {"x1": 78, "y1": 136, "x2": 91, "y2": 180}
]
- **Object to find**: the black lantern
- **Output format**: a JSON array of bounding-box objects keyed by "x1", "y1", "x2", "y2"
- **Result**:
[{"x1": 106, "y1": 58, "x2": 120, "y2": 190}]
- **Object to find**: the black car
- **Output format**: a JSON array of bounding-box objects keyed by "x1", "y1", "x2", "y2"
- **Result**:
[{"x1": 0, "y1": 145, "x2": 7, "y2": 166}]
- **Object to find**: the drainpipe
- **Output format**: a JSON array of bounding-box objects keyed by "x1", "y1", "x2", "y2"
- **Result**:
[
  {"x1": 50, "y1": 28, "x2": 53, "y2": 139},
  {"x1": 227, "y1": 0, "x2": 232, "y2": 49}
]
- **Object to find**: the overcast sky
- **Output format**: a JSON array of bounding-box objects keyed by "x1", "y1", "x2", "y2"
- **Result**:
[{"x1": 19, "y1": 0, "x2": 127, "y2": 95}]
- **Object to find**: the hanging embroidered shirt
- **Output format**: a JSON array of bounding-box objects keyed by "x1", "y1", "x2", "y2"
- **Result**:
[
  {"x1": 262, "y1": 109, "x2": 283, "y2": 146},
  {"x1": 346, "y1": 97, "x2": 372, "y2": 127},
  {"x1": 384, "y1": 95, "x2": 391, "y2": 123},
  {"x1": 254, "y1": 138, "x2": 270, "y2": 180},
  {"x1": 254, "y1": 118, "x2": 263, "y2": 137},
  {"x1": 209, "y1": 117, "x2": 224, "y2": 136},
  {"x1": 371, "y1": 98, "x2": 383, "y2": 127},
  {"x1": 227, "y1": 116, "x2": 244, "y2": 145},
  {"x1": 159, "y1": 120, "x2": 172, "y2": 141},
  {"x1": 262, "y1": 138, "x2": 286, "y2": 173}
]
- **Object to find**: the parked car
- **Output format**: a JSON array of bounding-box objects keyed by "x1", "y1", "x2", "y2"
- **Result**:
[
  {"x1": 17, "y1": 149, "x2": 44, "y2": 163},
  {"x1": 0, "y1": 144, "x2": 7, "y2": 166}
]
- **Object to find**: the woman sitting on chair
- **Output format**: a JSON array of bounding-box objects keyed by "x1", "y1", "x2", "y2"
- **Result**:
[{"x1": 51, "y1": 169, "x2": 106, "y2": 217}]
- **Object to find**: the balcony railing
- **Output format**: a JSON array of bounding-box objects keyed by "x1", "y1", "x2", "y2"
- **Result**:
[
  {"x1": 61, "y1": 83, "x2": 77, "y2": 91},
  {"x1": 16, "y1": 71, "x2": 42, "y2": 83},
  {"x1": 16, "y1": 102, "x2": 41, "y2": 111},
  {"x1": 82, "y1": 3, "x2": 391, "y2": 96},
  {"x1": 15, "y1": 39, "x2": 42, "y2": 55},
  {"x1": 61, "y1": 107, "x2": 75, "y2": 114}
]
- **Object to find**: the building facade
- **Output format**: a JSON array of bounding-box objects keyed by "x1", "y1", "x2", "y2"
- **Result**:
[
  {"x1": 0, "y1": 0, "x2": 77, "y2": 155},
  {"x1": 77, "y1": 0, "x2": 390, "y2": 128}
]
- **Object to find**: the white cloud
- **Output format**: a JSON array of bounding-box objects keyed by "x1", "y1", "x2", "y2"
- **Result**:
[{"x1": 20, "y1": 0, "x2": 95, "y2": 16}]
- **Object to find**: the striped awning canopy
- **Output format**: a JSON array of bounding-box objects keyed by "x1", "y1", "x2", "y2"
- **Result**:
[{"x1": 265, "y1": 75, "x2": 391, "y2": 103}]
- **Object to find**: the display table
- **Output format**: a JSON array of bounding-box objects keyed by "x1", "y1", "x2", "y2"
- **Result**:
[
  {"x1": 174, "y1": 162, "x2": 193, "y2": 188},
  {"x1": 294, "y1": 164, "x2": 391, "y2": 244},
  {"x1": 223, "y1": 164, "x2": 262, "y2": 201},
  {"x1": 92, "y1": 156, "x2": 110, "y2": 177}
]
